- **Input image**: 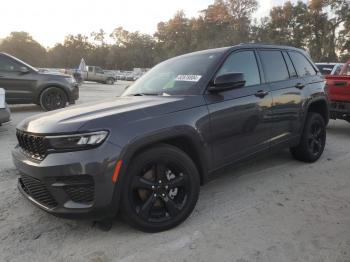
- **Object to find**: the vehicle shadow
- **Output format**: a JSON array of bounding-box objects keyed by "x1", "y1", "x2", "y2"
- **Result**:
[{"x1": 9, "y1": 104, "x2": 42, "y2": 113}]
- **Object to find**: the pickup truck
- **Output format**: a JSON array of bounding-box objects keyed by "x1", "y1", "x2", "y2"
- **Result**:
[
  {"x1": 325, "y1": 59, "x2": 350, "y2": 122},
  {"x1": 82, "y1": 66, "x2": 116, "y2": 85}
]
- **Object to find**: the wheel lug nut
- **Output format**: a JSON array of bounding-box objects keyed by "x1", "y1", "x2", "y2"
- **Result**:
[
  {"x1": 158, "y1": 180, "x2": 162, "y2": 184},
  {"x1": 151, "y1": 186, "x2": 155, "y2": 190},
  {"x1": 154, "y1": 194, "x2": 157, "y2": 197},
  {"x1": 165, "y1": 186, "x2": 168, "y2": 189},
  {"x1": 162, "y1": 193, "x2": 165, "y2": 197}
]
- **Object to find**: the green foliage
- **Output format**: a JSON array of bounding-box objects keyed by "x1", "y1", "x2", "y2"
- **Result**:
[
  {"x1": 0, "y1": 0, "x2": 349, "y2": 68},
  {"x1": 0, "y1": 32, "x2": 47, "y2": 66}
]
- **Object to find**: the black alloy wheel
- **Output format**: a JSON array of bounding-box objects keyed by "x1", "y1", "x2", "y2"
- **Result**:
[
  {"x1": 121, "y1": 144, "x2": 200, "y2": 232},
  {"x1": 40, "y1": 87, "x2": 68, "y2": 111},
  {"x1": 290, "y1": 112, "x2": 326, "y2": 162},
  {"x1": 308, "y1": 121, "x2": 325, "y2": 156}
]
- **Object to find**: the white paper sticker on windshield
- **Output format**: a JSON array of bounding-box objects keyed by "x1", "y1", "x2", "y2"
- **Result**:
[{"x1": 175, "y1": 75, "x2": 202, "y2": 82}]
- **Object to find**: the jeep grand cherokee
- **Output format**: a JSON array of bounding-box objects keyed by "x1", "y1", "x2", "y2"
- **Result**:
[{"x1": 12, "y1": 44, "x2": 329, "y2": 232}]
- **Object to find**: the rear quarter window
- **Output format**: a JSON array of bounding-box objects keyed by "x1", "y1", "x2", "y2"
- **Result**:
[{"x1": 289, "y1": 51, "x2": 317, "y2": 77}]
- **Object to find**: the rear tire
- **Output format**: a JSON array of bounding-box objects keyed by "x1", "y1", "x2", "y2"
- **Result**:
[
  {"x1": 290, "y1": 112, "x2": 326, "y2": 162},
  {"x1": 39, "y1": 87, "x2": 68, "y2": 111},
  {"x1": 121, "y1": 144, "x2": 200, "y2": 232},
  {"x1": 106, "y1": 78, "x2": 115, "y2": 85}
]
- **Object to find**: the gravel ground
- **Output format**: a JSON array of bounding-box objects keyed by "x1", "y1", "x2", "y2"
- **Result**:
[{"x1": 0, "y1": 82, "x2": 349, "y2": 262}]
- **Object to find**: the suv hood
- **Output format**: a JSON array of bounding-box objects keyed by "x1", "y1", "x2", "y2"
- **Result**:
[{"x1": 17, "y1": 95, "x2": 204, "y2": 134}]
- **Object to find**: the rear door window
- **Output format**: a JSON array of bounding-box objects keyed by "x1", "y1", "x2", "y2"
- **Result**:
[
  {"x1": 289, "y1": 51, "x2": 317, "y2": 77},
  {"x1": 259, "y1": 50, "x2": 289, "y2": 82}
]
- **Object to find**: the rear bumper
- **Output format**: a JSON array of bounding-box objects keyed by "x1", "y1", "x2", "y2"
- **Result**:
[
  {"x1": 330, "y1": 101, "x2": 350, "y2": 120},
  {"x1": 12, "y1": 141, "x2": 122, "y2": 220},
  {"x1": 0, "y1": 105, "x2": 11, "y2": 124}
]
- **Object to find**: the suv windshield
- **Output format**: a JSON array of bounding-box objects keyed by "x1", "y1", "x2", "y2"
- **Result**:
[{"x1": 122, "y1": 52, "x2": 221, "y2": 96}]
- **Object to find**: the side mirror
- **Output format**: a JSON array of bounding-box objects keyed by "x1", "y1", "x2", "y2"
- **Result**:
[
  {"x1": 19, "y1": 67, "x2": 30, "y2": 74},
  {"x1": 208, "y1": 72, "x2": 246, "y2": 93}
]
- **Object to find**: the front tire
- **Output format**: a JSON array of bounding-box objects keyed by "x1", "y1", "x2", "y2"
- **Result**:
[
  {"x1": 39, "y1": 87, "x2": 68, "y2": 111},
  {"x1": 121, "y1": 144, "x2": 200, "y2": 232},
  {"x1": 290, "y1": 112, "x2": 326, "y2": 162}
]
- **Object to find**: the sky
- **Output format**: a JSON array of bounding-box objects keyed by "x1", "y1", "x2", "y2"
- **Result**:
[{"x1": 0, "y1": 0, "x2": 292, "y2": 48}]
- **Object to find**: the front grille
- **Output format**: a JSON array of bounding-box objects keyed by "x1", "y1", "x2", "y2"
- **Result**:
[
  {"x1": 56, "y1": 176, "x2": 94, "y2": 203},
  {"x1": 16, "y1": 130, "x2": 47, "y2": 160},
  {"x1": 19, "y1": 175, "x2": 58, "y2": 209}
]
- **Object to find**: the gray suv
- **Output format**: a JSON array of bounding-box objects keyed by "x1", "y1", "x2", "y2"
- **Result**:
[
  {"x1": 12, "y1": 44, "x2": 329, "y2": 232},
  {"x1": 0, "y1": 53, "x2": 79, "y2": 111}
]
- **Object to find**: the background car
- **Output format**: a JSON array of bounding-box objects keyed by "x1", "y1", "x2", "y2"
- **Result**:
[
  {"x1": 0, "y1": 52, "x2": 79, "y2": 111},
  {"x1": 316, "y1": 62, "x2": 344, "y2": 75}
]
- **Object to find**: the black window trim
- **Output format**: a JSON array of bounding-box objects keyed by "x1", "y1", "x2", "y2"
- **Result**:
[{"x1": 282, "y1": 51, "x2": 298, "y2": 79}]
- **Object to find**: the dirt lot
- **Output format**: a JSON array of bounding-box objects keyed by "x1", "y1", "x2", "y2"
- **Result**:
[{"x1": 0, "y1": 82, "x2": 350, "y2": 262}]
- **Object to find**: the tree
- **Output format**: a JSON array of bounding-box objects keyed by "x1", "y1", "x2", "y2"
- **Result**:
[
  {"x1": 252, "y1": 1, "x2": 309, "y2": 47},
  {"x1": 0, "y1": 32, "x2": 47, "y2": 66},
  {"x1": 47, "y1": 34, "x2": 95, "y2": 68},
  {"x1": 91, "y1": 29, "x2": 106, "y2": 46},
  {"x1": 154, "y1": 10, "x2": 193, "y2": 59},
  {"x1": 226, "y1": 0, "x2": 258, "y2": 42}
]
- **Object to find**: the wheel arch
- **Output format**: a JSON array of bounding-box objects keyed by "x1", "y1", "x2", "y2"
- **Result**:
[
  {"x1": 118, "y1": 129, "x2": 210, "y2": 186},
  {"x1": 305, "y1": 98, "x2": 329, "y2": 125}
]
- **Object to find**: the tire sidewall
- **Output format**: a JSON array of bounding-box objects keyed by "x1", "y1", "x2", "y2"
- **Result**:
[
  {"x1": 302, "y1": 113, "x2": 326, "y2": 161},
  {"x1": 121, "y1": 145, "x2": 200, "y2": 232},
  {"x1": 106, "y1": 78, "x2": 114, "y2": 85},
  {"x1": 40, "y1": 87, "x2": 68, "y2": 111}
]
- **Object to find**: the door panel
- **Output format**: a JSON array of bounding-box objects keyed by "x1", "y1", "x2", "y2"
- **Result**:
[
  {"x1": 0, "y1": 55, "x2": 38, "y2": 103},
  {"x1": 258, "y1": 50, "x2": 303, "y2": 146},
  {"x1": 204, "y1": 50, "x2": 273, "y2": 169},
  {"x1": 1, "y1": 72, "x2": 38, "y2": 103},
  {"x1": 205, "y1": 85, "x2": 273, "y2": 168},
  {"x1": 268, "y1": 79, "x2": 304, "y2": 144}
]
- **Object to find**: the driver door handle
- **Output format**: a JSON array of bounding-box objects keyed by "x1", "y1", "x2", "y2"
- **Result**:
[{"x1": 255, "y1": 90, "x2": 269, "y2": 98}]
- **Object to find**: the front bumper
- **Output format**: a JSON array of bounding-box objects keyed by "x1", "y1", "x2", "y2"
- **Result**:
[{"x1": 12, "y1": 141, "x2": 122, "y2": 219}]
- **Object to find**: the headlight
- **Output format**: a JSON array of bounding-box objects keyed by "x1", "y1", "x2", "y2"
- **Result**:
[{"x1": 46, "y1": 131, "x2": 108, "y2": 151}]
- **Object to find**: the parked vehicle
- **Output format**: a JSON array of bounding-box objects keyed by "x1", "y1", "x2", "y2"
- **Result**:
[
  {"x1": 0, "y1": 88, "x2": 10, "y2": 125},
  {"x1": 82, "y1": 66, "x2": 116, "y2": 84},
  {"x1": 13, "y1": 44, "x2": 328, "y2": 232},
  {"x1": 316, "y1": 63, "x2": 344, "y2": 76},
  {"x1": 324, "y1": 59, "x2": 350, "y2": 122},
  {"x1": 0, "y1": 53, "x2": 79, "y2": 111}
]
